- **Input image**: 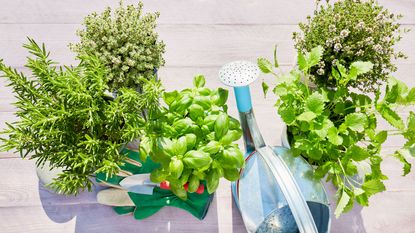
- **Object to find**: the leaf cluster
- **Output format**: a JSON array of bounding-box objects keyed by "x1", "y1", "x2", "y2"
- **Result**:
[
  {"x1": 293, "y1": 0, "x2": 407, "y2": 92},
  {"x1": 139, "y1": 76, "x2": 245, "y2": 200},
  {"x1": 0, "y1": 39, "x2": 162, "y2": 195},
  {"x1": 70, "y1": 0, "x2": 165, "y2": 91},
  {"x1": 259, "y1": 46, "x2": 415, "y2": 217}
]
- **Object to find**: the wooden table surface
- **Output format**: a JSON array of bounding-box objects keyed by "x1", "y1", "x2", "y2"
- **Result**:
[{"x1": 0, "y1": 1, "x2": 414, "y2": 232}]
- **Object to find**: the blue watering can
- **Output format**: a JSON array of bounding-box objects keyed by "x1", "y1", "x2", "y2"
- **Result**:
[{"x1": 219, "y1": 61, "x2": 331, "y2": 233}]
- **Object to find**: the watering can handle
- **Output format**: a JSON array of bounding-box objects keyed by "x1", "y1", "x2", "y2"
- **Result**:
[{"x1": 257, "y1": 146, "x2": 319, "y2": 233}]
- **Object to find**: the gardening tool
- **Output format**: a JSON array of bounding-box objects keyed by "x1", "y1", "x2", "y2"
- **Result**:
[{"x1": 219, "y1": 61, "x2": 331, "y2": 233}]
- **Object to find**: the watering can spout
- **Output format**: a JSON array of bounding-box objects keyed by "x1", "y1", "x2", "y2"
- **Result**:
[{"x1": 219, "y1": 61, "x2": 265, "y2": 154}]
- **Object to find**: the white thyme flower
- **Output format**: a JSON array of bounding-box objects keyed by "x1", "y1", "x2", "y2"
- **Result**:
[
  {"x1": 373, "y1": 44, "x2": 383, "y2": 53},
  {"x1": 356, "y1": 22, "x2": 365, "y2": 31},
  {"x1": 332, "y1": 59, "x2": 338, "y2": 66},
  {"x1": 340, "y1": 29, "x2": 349, "y2": 38},
  {"x1": 334, "y1": 43, "x2": 342, "y2": 52},
  {"x1": 329, "y1": 25, "x2": 336, "y2": 33},
  {"x1": 317, "y1": 68, "x2": 325, "y2": 75}
]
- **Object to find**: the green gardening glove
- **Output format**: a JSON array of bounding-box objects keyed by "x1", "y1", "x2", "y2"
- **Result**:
[{"x1": 96, "y1": 148, "x2": 214, "y2": 220}]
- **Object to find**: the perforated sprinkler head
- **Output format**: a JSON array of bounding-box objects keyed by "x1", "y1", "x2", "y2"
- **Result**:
[{"x1": 219, "y1": 60, "x2": 259, "y2": 87}]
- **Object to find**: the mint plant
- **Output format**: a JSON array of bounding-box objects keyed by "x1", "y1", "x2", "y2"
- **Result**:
[
  {"x1": 0, "y1": 39, "x2": 162, "y2": 195},
  {"x1": 139, "y1": 76, "x2": 245, "y2": 200},
  {"x1": 259, "y1": 47, "x2": 415, "y2": 217},
  {"x1": 70, "y1": 1, "x2": 165, "y2": 91},
  {"x1": 293, "y1": 0, "x2": 407, "y2": 92}
]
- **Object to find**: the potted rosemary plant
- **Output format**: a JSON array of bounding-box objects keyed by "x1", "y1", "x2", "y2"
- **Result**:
[{"x1": 0, "y1": 39, "x2": 160, "y2": 195}]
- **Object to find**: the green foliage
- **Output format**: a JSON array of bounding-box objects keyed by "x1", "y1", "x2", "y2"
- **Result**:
[
  {"x1": 0, "y1": 39, "x2": 162, "y2": 195},
  {"x1": 259, "y1": 47, "x2": 415, "y2": 217},
  {"x1": 70, "y1": 1, "x2": 165, "y2": 91},
  {"x1": 293, "y1": 0, "x2": 407, "y2": 92},
  {"x1": 140, "y1": 76, "x2": 244, "y2": 199}
]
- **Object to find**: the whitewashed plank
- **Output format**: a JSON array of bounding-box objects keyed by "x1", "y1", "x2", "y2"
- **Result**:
[
  {"x1": 0, "y1": 0, "x2": 413, "y2": 25},
  {"x1": 0, "y1": 24, "x2": 414, "y2": 68}
]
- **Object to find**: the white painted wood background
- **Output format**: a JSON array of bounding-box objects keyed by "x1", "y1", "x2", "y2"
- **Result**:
[{"x1": 0, "y1": 0, "x2": 414, "y2": 232}]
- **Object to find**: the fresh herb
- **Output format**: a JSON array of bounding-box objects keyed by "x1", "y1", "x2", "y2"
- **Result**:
[
  {"x1": 0, "y1": 39, "x2": 162, "y2": 195},
  {"x1": 140, "y1": 75, "x2": 245, "y2": 200},
  {"x1": 293, "y1": 0, "x2": 407, "y2": 92},
  {"x1": 70, "y1": 0, "x2": 165, "y2": 91},
  {"x1": 259, "y1": 46, "x2": 415, "y2": 217}
]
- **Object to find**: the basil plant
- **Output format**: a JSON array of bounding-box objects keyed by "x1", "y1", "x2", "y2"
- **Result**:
[
  {"x1": 259, "y1": 46, "x2": 415, "y2": 217},
  {"x1": 139, "y1": 76, "x2": 245, "y2": 200}
]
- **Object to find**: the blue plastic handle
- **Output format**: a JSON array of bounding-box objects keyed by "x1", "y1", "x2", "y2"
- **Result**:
[{"x1": 234, "y1": 86, "x2": 252, "y2": 113}]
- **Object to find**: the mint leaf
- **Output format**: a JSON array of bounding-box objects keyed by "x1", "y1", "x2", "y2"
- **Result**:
[
  {"x1": 335, "y1": 190, "x2": 350, "y2": 218},
  {"x1": 375, "y1": 131, "x2": 388, "y2": 144},
  {"x1": 193, "y1": 75, "x2": 205, "y2": 88},
  {"x1": 298, "y1": 52, "x2": 307, "y2": 72},
  {"x1": 273, "y1": 45, "x2": 279, "y2": 68},
  {"x1": 392, "y1": 149, "x2": 412, "y2": 176},
  {"x1": 344, "y1": 113, "x2": 367, "y2": 132},
  {"x1": 406, "y1": 87, "x2": 415, "y2": 104},
  {"x1": 327, "y1": 127, "x2": 343, "y2": 145},
  {"x1": 362, "y1": 179, "x2": 386, "y2": 196},
  {"x1": 376, "y1": 103, "x2": 405, "y2": 130},
  {"x1": 257, "y1": 58, "x2": 273, "y2": 74},
  {"x1": 407, "y1": 112, "x2": 415, "y2": 131},
  {"x1": 349, "y1": 61, "x2": 373, "y2": 80},
  {"x1": 305, "y1": 92, "x2": 325, "y2": 114},
  {"x1": 346, "y1": 145, "x2": 370, "y2": 161},
  {"x1": 297, "y1": 111, "x2": 317, "y2": 122},
  {"x1": 307, "y1": 46, "x2": 324, "y2": 68},
  {"x1": 262, "y1": 81, "x2": 269, "y2": 98}
]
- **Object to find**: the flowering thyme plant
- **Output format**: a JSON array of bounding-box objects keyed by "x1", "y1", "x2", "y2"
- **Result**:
[
  {"x1": 293, "y1": 0, "x2": 407, "y2": 92},
  {"x1": 70, "y1": 1, "x2": 165, "y2": 91},
  {"x1": 259, "y1": 46, "x2": 415, "y2": 217}
]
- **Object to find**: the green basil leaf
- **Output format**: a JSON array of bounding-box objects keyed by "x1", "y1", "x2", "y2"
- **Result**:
[
  {"x1": 183, "y1": 150, "x2": 212, "y2": 169},
  {"x1": 223, "y1": 168, "x2": 240, "y2": 181},
  {"x1": 216, "y1": 88, "x2": 229, "y2": 106},
  {"x1": 206, "y1": 169, "x2": 220, "y2": 194},
  {"x1": 173, "y1": 136, "x2": 188, "y2": 156},
  {"x1": 204, "y1": 114, "x2": 218, "y2": 130},
  {"x1": 156, "y1": 137, "x2": 174, "y2": 157},
  {"x1": 229, "y1": 117, "x2": 241, "y2": 130},
  {"x1": 163, "y1": 91, "x2": 179, "y2": 106},
  {"x1": 202, "y1": 141, "x2": 222, "y2": 154},
  {"x1": 174, "y1": 95, "x2": 193, "y2": 113},
  {"x1": 220, "y1": 130, "x2": 242, "y2": 145},
  {"x1": 218, "y1": 147, "x2": 244, "y2": 169},
  {"x1": 193, "y1": 75, "x2": 206, "y2": 88},
  {"x1": 150, "y1": 168, "x2": 167, "y2": 183},
  {"x1": 184, "y1": 133, "x2": 197, "y2": 151},
  {"x1": 214, "y1": 113, "x2": 229, "y2": 139},
  {"x1": 189, "y1": 104, "x2": 204, "y2": 120},
  {"x1": 170, "y1": 182, "x2": 187, "y2": 200},
  {"x1": 193, "y1": 96, "x2": 211, "y2": 109},
  {"x1": 169, "y1": 158, "x2": 184, "y2": 179},
  {"x1": 173, "y1": 118, "x2": 194, "y2": 135},
  {"x1": 179, "y1": 168, "x2": 192, "y2": 185},
  {"x1": 188, "y1": 174, "x2": 200, "y2": 193}
]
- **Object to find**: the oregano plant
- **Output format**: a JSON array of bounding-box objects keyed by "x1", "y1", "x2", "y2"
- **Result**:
[{"x1": 258, "y1": 46, "x2": 415, "y2": 217}]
